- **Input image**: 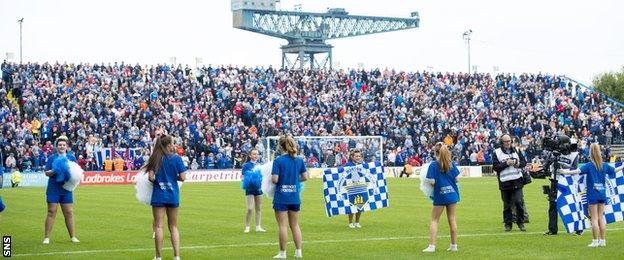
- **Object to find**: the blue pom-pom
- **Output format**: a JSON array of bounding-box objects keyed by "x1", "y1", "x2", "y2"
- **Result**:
[
  {"x1": 242, "y1": 170, "x2": 263, "y2": 191},
  {"x1": 52, "y1": 156, "x2": 71, "y2": 183},
  {"x1": 615, "y1": 161, "x2": 623, "y2": 168},
  {"x1": 0, "y1": 196, "x2": 5, "y2": 213}
]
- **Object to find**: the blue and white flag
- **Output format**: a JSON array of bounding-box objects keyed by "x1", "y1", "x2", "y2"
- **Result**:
[
  {"x1": 94, "y1": 147, "x2": 143, "y2": 167},
  {"x1": 557, "y1": 166, "x2": 624, "y2": 233},
  {"x1": 322, "y1": 161, "x2": 388, "y2": 217}
]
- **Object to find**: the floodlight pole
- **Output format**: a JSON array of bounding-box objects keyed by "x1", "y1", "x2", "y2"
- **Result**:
[
  {"x1": 463, "y1": 29, "x2": 472, "y2": 74},
  {"x1": 18, "y1": 18, "x2": 24, "y2": 63}
]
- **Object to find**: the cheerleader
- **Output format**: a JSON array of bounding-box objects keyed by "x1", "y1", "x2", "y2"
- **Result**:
[
  {"x1": 143, "y1": 135, "x2": 187, "y2": 260},
  {"x1": 241, "y1": 149, "x2": 266, "y2": 233},
  {"x1": 422, "y1": 145, "x2": 460, "y2": 253},
  {"x1": 42, "y1": 136, "x2": 79, "y2": 244},
  {"x1": 345, "y1": 149, "x2": 364, "y2": 228},
  {"x1": 559, "y1": 143, "x2": 624, "y2": 247},
  {"x1": 271, "y1": 136, "x2": 309, "y2": 259}
]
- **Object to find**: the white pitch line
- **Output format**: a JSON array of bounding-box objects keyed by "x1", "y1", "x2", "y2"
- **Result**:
[{"x1": 13, "y1": 227, "x2": 624, "y2": 257}]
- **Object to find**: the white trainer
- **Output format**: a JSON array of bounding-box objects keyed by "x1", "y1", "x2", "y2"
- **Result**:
[
  {"x1": 244, "y1": 227, "x2": 250, "y2": 233},
  {"x1": 71, "y1": 237, "x2": 80, "y2": 243},
  {"x1": 355, "y1": 223, "x2": 362, "y2": 228},
  {"x1": 273, "y1": 252, "x2": 287, "y2": 259},
  {"x1": 42, "y1": 238, "x2": 50, "y2": 244},
  {"x1": 447, "y1": 244, "x2": 458, "y2": 252},
  {"x1": 294, "y1": 250, "x2": 303, "y2": 258},
  {"x1": 587, "y1": 240, "x2": 599, "y2": 247},
  {"x1": 348, "y1": 223, "x2": 356, "y2": 228},
  {"x1": 255, "y1": 226, "x2": 266, "y2": 232},
  {"x1": 422, "y1": 245, "x2": 435, "y2": 253}
]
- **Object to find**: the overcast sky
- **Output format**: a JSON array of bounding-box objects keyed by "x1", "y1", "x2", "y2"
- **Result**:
[{"x1": 1, "y1": 0, "x2": 623, "y2": 83}]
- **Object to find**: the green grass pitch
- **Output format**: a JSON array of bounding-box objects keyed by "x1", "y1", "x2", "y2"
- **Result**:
[{"x1": 2, "y1": 177, "x2": 623, "y2": 259}]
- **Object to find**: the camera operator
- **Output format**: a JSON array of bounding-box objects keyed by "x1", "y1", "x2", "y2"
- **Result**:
[
  {"x1": 493, "y1": 135, "x2": 527, "y2": 232},
  {"x1": 543, "y1": 136, "x2": 581, "y2": 236}
]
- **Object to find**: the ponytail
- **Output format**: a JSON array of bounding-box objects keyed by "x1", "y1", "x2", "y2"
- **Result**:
[
  {"x1": 278, "y1": 136, "x2": 298, "y2": 157},
  {"x1": 438, "y1": 145, "x2": 452, "y2": 173}
]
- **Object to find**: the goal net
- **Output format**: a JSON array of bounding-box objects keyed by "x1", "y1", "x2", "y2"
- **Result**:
[{"x1": 262, "y1": 136, "x2": 384, "y2": 168}]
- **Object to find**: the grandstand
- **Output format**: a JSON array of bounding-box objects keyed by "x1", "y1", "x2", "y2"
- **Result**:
[{"x1": 1, "y1": 61, "x2": 622, "y2": 172}]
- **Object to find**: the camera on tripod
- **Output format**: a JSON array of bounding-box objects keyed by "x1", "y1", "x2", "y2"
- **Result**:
[
  {"x1": 529, "y1": 135, "x2": 577, "y2": 180},
  {"x1": 542, "y1": 135, "x2": 577, "y2": 155}
]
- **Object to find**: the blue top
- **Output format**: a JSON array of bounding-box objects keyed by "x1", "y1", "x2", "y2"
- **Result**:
[
  {"x1": 151, "y1": 155, "x2": 187, "y2": 206},
  {"x1": 580, "y1": 162, "x2": 614, "y2": 203},
  {"x1": 45, "y1": 153, "x2": 77, "y2": 196},
  {"x1": 345, "y1": 161, "x2": 357, "y2": 167},
  {"x1": 242, "y1": 161, "x2": 257, "y2": 174},
  {"x1": 426, "y1": 161, "x2": 460, "y2": 206},
  {"x1": 271, "y1": 155, "x2": 307, "y2": 205}
]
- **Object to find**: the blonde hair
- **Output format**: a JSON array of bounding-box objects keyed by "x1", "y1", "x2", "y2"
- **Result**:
[
  {"x1": 589, "y1": 143, "x2": 603, "y2": 172},
  {"x1": 279, "y1": 136, "x2": 298, "y2": 157},
  {"x1": 55, "y1": 135, "x2": 69, "y2": 147},
  {"x1": 438, "y1": 145, "x2": 452, "y2": 173},
  {"x1": 349, "y1": 149, "x2": 362, "y2": 162},
  {"x1": 433, "y1": 142, "x2": 444, "y2": 158}
]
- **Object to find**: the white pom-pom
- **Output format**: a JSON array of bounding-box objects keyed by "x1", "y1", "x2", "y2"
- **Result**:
[
  {"x1": 258, "y1": 161, "x2": 276, "y2": 199},
  {"x1": 135, "y1": 170, "x2": 153, "y2": 205},
  {"x1": 62, "y1": 161, "x2": 84, "y2": 192},
  {"x1": 419, "y1": 162, "x2": 434, "y2": 200}
]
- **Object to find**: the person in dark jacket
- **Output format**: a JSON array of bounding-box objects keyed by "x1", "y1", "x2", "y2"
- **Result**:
[{"x1": 493, "y1": 135, "x2": 527, "y2": 232}]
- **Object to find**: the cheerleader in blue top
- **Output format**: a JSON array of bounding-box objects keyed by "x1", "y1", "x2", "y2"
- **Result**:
[
  {"x1": 560, "y1": 143, "x2": 624, "y2": 248},
  {"x1": 42, "y1": 136, "x2": 79, "y2": 244},
  {"x1": 422, "y1": 145, "x2": 460, "y2": 253},
  {"x1": 271, "y1": 136, "x2": 309, "y2": 259},
  {"x1": 241, "y1": 149, "x2": 266, "y2": 233},
  {"x1": 143, "y1": 135, "x2": 187, "y2": 260},
  {"x1": 345, "y1": 149, "x2": 364, "y2": 228}
]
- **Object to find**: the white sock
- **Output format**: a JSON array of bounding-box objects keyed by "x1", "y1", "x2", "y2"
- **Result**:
[{"x1": 295, "y1": 249, "x2": 302, "y2": 257}]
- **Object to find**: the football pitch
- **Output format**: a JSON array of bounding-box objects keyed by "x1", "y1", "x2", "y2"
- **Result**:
[{"x1": 2, "y1": 177, "x2": 623, "y2": 259}]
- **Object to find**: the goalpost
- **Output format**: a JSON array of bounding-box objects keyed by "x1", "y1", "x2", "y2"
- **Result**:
[{"x1": 262, "y1": 136, "x2": 384, "y2": 167}]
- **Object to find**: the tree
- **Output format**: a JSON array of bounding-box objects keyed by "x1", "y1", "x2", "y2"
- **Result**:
[{"x1": 593, "y1": 67, "x2": 624, "y2": 103}]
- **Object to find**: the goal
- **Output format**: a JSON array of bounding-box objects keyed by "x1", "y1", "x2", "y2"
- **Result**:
[{"x1": 262, "y1": 136, "x2": 384, "y2": 167}]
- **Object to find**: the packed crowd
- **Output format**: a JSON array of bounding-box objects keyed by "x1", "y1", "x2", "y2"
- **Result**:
[{"x1": 1, "y1": 60, "x2": 623, "y2": 172}]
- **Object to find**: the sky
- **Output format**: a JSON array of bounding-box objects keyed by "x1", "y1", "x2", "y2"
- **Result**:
[{"x1": 1, "y1": 0, "x2": 623, "y2": 83}]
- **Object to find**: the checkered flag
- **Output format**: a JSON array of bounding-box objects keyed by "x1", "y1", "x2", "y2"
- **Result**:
[
  {"x1": 322, "y1": 161, "x2": 389, "y2": 217},
  {"x1": 557, "y1": 164, "x2": 624, "y2": 233},
  {"x1": 557, "y1": 174, "x2": 590, "y2": 233},
  {"x1": 605, "y1": 169, "x2": 624, "y2": 223}
]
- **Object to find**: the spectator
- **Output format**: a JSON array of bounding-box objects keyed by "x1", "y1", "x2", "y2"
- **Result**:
[
  {"x1": 77, "y1": 155, "x2": 89, "y2": 170},
  {"x1": 114, "y1": 157, "x2": 125, "y2": 171},
  {"x1": 104, "y1": 156, "x2": 114, "y2": 172},
  {"x1": 5, "y1": 154, "x2": 16, "y2": 170}
]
